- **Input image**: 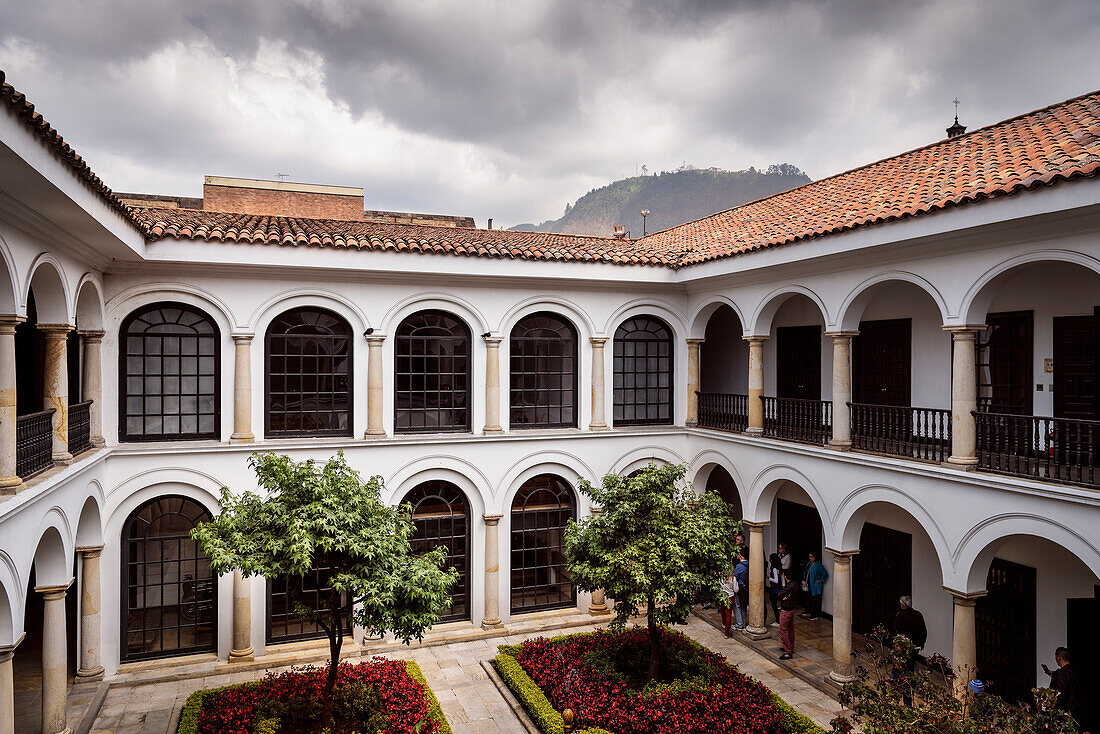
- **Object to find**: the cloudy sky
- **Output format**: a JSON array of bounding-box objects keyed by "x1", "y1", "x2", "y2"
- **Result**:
[{"x1": 2, "y1": 0, "x2": 1098, "y2": 228}]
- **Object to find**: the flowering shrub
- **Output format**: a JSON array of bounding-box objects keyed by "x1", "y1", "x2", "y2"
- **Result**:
[
  {"x1": 190, "y1": 658, "x2": 445, "y2": 734},
  {"x1": 513, "y1": 627, "x2": 783, "y2": 734}
]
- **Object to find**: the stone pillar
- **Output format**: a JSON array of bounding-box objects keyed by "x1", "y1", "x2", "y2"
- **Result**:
[
  {"x1": 39, "y1": 324, "x2": 73, "y2": 464},
  {"x1": 0, "y1": 317, "x2": 22, "y2": 491},
  {"x1": 365, "y1": 334, "x2": 386, "y2": 437},
  {"x1": 230, "y1": 570, "x2": 254, "y2": 662},
  {"x1": 589, "y1": 337, "x2": 609, "y2": 431},
  {"x1": 38, "y1": 582, "x2": 72, "y2": 734},
  {"x1": 745, "y1": 521, "x2": 769, "y2": 637},
  {"x1": 949, "y1": 590, "x2": 985, "y2": 699},
  {"x1": 482, "y1": 514, "x2": 504, "y2": 629},
  {"x1": 827, "y1": 332, "x2": 858, "y2": 449},
  {"x1": 0, "y1": 638, "x2": 19, "y2": 734},
  {"x1": 229, "y1": 334, "x2": 255, "y2": 443},
  {"x1": 588, "y1": 506, "x2": 610, "y2": 616},
  {"x1": 686, "y1": 338, "x2": 704, "y2": 427},
  {"x1": 745, "y1": 336, "x2": 768, "y2": 435},
  {"x1": 945, "y1": 326, "x2": 983, "y2": 467},
  {"x1": 74, "y1": 547, "x2": 104, "y2": 682},
  {"x1": 78, "y1": 330, "x2": 105, "y2": 448},
  {"x1": 483, "y1": 336, "x2": 503, "y2": 433},
  {"x1": 826, "y1": 549, "x2": 858, "y2": 683}
]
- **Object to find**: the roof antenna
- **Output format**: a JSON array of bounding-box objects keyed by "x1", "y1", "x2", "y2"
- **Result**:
[
  {"x1": 946, "y1": 98, "x2": 966, "y2": 138},
  {"x1": 276, "y1": 172, "x2": 290, "y2": 182}
]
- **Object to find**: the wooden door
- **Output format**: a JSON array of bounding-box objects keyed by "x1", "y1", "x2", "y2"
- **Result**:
[
  {"x1": 852, "y1": 523, "x2": 913, "y2": 635},
  {"x1": 1067, "y1": 587, "x2": 1100, "y2": 732},
  {"x1": 976, "y1": 558, "x2": 1036, "y2": 705},
  {"x1": 978, "y1": 312, "x2": 1033, "y2": 415},
  {"x1": 777, "y1": 326, "x2": 821, "y2": 400},
  {"x1": 776, "y1": 498, "x2": 822, "y2": 595},
  {"x1": 1054, "y1": 311, "x2": 1099, "y2": 420},
  {"x1": 854, "y1": 319, "x2": 912, "y2": 406}
]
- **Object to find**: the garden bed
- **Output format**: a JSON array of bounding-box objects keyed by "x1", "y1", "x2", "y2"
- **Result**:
[
  {"x1": 494, "y1": 627, "x2": 823, "y2": 734},
  {"x1": 177, "y1": 658, "x2": 451, "y2": 734}
]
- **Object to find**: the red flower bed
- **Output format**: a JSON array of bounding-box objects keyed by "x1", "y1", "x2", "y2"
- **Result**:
[
  {"x1": 516, "y1": 627, "x2": 782, "y2": 734},
  {"x1": 196, "y1": 658, "x2": 439, "y2": 734}
]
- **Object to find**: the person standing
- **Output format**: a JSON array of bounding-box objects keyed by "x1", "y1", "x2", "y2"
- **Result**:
[
  {"x1": 777, "y1": 543, "x2": 792, "y2": 574},
  {"x1": 1043, "y1": 647, "x2": 1080, "y2": 725},
  {"x1": 778, "y1": 568, "x2": 800, "y2": 660},
  {"x1": 801, "y1": 552, "x2": 828, "y2": 620},
  {"x1": 891, "y1": 595, "x2": 928, "y2": 706},
  {"x1": 767, "y1": 553, "x2": 783, "y2": 627},
  {"x1": 734, "y1": 551, "x2": 750, "y2": 632},
  {"x1": 719, "y1": 568, "x2": 738, "y2": 638}
]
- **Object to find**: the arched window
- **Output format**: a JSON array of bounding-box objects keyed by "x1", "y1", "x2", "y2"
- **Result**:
[
  {"x1": 510, "y1": 312, "x2": 578, "y2": 428},
  {"x1": 266, "y1": 308, "x2": 352, "y2": 437},
  {"x1": 510, "y1": 474, "x2": 576, "y2": 613},
  {"x1": 401, "y1": 481, "x2": 471, "y2": 621},
  {"x1": 120, "y1": 303, "x2": 220, "y2": 442},
  {"x1": 395, "y1": 310, "x2": 471, "y2": 433},
  {"x1": 613, "y1": 315, "x2": 673, "y2": 425},
  {"x1": 267, "y1": 567, "x2": 351, "y2": 643},
  {"x1": 121, "y1": 496, "x2": 216, "y2": 660}
]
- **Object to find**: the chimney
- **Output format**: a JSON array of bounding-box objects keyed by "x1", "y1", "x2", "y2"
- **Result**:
[
  {"x1": 487, "y1": 218, "x2": 493, "y2": 230},
  {"x1": 613, "y1": 225, "x2": 627, "y2": 239},
  {"x1": 202, "y1": 176, "x2": 365, "y2": 220}
]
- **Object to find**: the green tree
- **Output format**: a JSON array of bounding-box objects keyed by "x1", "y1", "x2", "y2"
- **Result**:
[
  {"x1": 564, "y1": 462, "x2": 739, "y2": 683},
  {"x1": 192, "y1": 452, "x2": 457, "y2": 721}
]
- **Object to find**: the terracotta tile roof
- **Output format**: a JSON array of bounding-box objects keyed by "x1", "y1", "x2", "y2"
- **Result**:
[
  {"x1": 129, "y1": 207, "x2": 676, "y2": 265},
  {"x1": 0, "y1": 70, "x2": 135, "y2": 222},
  {"x1": 643, "y1": 90, "x2": 1100, "y2": 267}
]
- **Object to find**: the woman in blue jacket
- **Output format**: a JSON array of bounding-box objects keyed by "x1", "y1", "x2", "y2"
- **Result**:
[{"x1": 802, "y1": 552, "x2": 829, "y2": 620}]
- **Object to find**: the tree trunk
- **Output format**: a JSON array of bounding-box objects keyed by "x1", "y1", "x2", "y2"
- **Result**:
[
  {"x1": 320, "y1": 590, "x2": 343, "y2": 729},
  {"x1": 646, "y1": 594, "x2": 661, "y2": 684}
]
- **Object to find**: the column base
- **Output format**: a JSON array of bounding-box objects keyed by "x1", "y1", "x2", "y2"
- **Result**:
[
  {"x1": 90, "y1": 437, "x2": 105, "y2": 448},
  {"x1": 589, "y1": 604, "x2": 611, "y2": 617},
  {"x1": 229, "y1": 433, "x2": 255, "y2": 444},
  {"x1": 364, "y1": 430, "x2": 387, "y2": 439},
  {"x1": 827, "y1": 670, "x2": 856, "y2": 686},
  {"x1": 588, "y1": 422, "x2": 610, "y2": 432},
  {"x1": 481, "y1": 618, "x2": 504, "y2": 631},
  {"x1": 52, "y1": 451, "x2": 73, "y2": 464},
  {"x1": 828, "y1": 439, "x2": 852, "y2": 451},
  {"x1": 483, "y1": 426, "x2": 503, "y2": 434},
  {"x1": 745, "y1": 626, "x2": 770, "y2": 640},
  {"x1": 229, "y1": 647, "x2": 255, "y2": 663},
  {"x1": 946, "y1": 456, "x2": 978, "y2": 469},
  {"x1": 74, "y1": 665, "x2": 104, "y2": 683},
  {"x1": 744, "y1": 427, "x2": 763, "y2": 436},
  {"x1": 0, "y1": 476, "x2": 21, "y2": 494},
  {"x1": 685, "y1": 420, "x2": 698, "y2": 427}
]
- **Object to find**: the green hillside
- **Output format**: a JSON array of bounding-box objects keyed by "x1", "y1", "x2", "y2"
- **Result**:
[{"x1": 511, "y1": 164, "x2": 810, "y2": 237}]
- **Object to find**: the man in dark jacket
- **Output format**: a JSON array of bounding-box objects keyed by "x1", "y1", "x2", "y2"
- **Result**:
[
  {"x1": 891, "y1": 595, "x2": 927, "y2": 706},
  {"x1": 1044, "y1": 648, "x2": 1080, "y2": 724},
  {"x1": 777, "y1": 569, "x2": 800, "y2": 660}
]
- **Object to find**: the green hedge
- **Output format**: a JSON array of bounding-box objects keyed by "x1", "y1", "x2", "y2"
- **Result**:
[
  {"x1": 178, "y1": 683, "x2": 259, "y2": 734},
  {"x1": 771, "y1": 692, "x2": 827, "y2": 734},
  {"x1": 406, "y1": 660, "x2": 454, "y2": 734},
  {"x1": 493, "y1": 653, "x2": 564, "y2": 734}
]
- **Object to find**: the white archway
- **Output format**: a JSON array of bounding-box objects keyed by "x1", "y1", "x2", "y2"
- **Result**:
[
  {"x1": 24, "y1": 254, "x2": 72, "y2": 325},
  {"x1": 748, "y1": 285, "x2": 829, "y2": 336},
  {"x1": 248, "y1": 289, "x2": 370, "y2": 335},
  {"x1": 382, "y1": 293, "x2": 490, "y2": 337},
  {"x1": 688, "y1": 296, "x2": 748, "y2": 339},
  {"x1": 73, "y1": 274, "x2": 105, "y2": 331},
  {"x1": 497, "y1": 296, "x2": 596, "y2": 340},
  {"x1": 960, "y1": 250, "x2": 1100, "y2": 325},
  {"x1": 836, "y1": 272, "x2": 950, "y2": 332}
]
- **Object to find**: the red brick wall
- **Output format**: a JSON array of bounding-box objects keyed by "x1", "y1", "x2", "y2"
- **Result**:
[{"x1": 203, "y1": 184, "x2": 364, "y2": 220}]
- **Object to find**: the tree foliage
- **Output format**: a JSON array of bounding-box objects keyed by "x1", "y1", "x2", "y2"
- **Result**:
[
  {"x1": 564, "y1": 463, "x2": 739, "y2": 683},
  {"x1": 192, "y1": 452, "x2": 457, "y2": 721}
]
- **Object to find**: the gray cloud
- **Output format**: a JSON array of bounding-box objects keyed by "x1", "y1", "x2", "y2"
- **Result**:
[{"x1": 1, "y1": 0, "x2": 1097, "y2": 227}]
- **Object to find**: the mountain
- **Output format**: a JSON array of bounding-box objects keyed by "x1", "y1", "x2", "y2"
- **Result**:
[{"x1": 511, "y1": 163, "x2": 811, "y2": 237}]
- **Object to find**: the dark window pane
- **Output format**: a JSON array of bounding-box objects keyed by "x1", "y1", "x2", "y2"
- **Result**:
[
  {"x1": 509, "y1": 313, "x2": 578, "y2": 429},
  {"x1": 395, "y1": 311, "x2": 471, "y2": 433},
  {"x1": 613, "y1": 316, "x2": 673, "y2": 426},
  {"x1": 401, "y1": 481, "x2": 471, "y2": 621},
  {"x1": 510, "y1": 474, "x2": 576, "y2": 613}
]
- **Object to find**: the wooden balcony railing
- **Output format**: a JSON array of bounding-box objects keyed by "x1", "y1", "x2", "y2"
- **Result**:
[
  {"x1": 68, "y1": 400, "x2": 92, "y2": 456},
  {"x1": 696, "y1": 392, "x2": 749, "y2": 432},
  {"x1": 17, "y1": 409, "x2": 55, "y2": 479},
  {"x1": 850, "y1": 403, "x2": 952, "y2": 463},
  {"x1": 974, "y1": 412, "x2": 1099, "y2": 488},
  {"x1": 762, "y1": 397, "x2": 832, "y2": 445}
]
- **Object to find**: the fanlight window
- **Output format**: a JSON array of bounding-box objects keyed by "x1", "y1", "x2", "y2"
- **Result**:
[
  {"x1": 266, "y1": 308, "x2": 352, "y2": 437},
  {"x1": 121, "y1": 496, "x2": 216, "y2": 660},
  {"x1": 613, "y1": 315, "x2": 673, "y2": 426},
  {"x1": 395, "y1": 310, "x2": 471, "y2": 433},
  {"x1": 401, "y1": 481, "x2": 471, "y2": 622},
  {"x1": 510, "y1": 313, "x2": 578, "y2": 428},
  {"x1": 510, "y1": 474, "x2": 576, "y2": 613},
  {"x1": 120, "y1": 303, "x2": 219, "y2": 442}
]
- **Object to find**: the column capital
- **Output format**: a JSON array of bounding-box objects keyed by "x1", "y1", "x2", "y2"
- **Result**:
[
  {"x1": 824, "y1": 330, "x2": 860, "y2": 340},
  {"x1": 0, "y1": 314, "x2": 25, "y2": 333},
  {"x1": 75, "y1": 545, "x2": 104, "y2": 557},
  {"x1": 482, "y1": 335, "x2": 502, "y2": 346},
  {"x1": 365, "y1": 332, "x2": 387, "y2": 344},
  {"x1": 230, "y1": 331, "x2": 255, "y2": 343},
  {"x1": 942, "y1": 324, "x2": 986, "y2": 338},
  {"x1": 589, "y1": 505, "x2": 604, "y2": 516},
  {"x1": 742, "y1": 519, "x2": 769, "y2": 530},
  {"x1": 590, "y1": 336, "x2": 609, "y2": 346},
  {"x1": 77, "y1": 329, "x2": 107, "y2": 342},
  {"x1": 945, "y1": 587, "x2": 987, "y2": 605},
  {"x1": 37, "y1": 323, "x2": 74, "y2": 338},
  {"x1": 483, "y1": 513, "x2": 503, "y2": 525},
  {"x1": 0, "y1": 631, "x2": 26, "y2": 658},
  {"x1": 686, "y1": 338, "x2": 705, "y2": 346},
  {"x1": 35, "y1": 579, "x2": 74, "y2": 598},
  {"x1": 824, "y1": 547, "x2": 859, "y2": 561},
  {"x1": 742, "y1": 334, "x2": 770, "y2": 344}
]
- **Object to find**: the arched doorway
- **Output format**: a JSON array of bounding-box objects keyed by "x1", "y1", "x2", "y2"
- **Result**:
[
  {"x1": 121, "y1": 496, "x2": 216, "y2": 660},
  {"x1": 401, "y1": 481, "x2": 471, "y2": 622},
  {"x1": 510, "y1": 474, "x2": 576, "y2": 613},
  {"x1": 704, "y1": 465, "x2": 743, "y2": 522}
]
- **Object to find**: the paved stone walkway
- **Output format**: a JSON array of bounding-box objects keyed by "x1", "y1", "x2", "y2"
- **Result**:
[{"x1": 88, "y1": 616, "x2": 847, "y2": 733}]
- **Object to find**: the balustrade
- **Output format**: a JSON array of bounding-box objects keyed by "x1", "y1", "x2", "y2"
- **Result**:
[
  {"x1": 974, "y1": 412, "x2": 1098, "y2": 488},
  {"x1": 850, "y1": 403, "x2": 951, "y2": 462},
  {"x1": 68, "y1": 400, "x2": 92, "y2": 456},
  {"x1": 696, "y1": 392, "x2": 749, "y2": 432},
  {"x1": 16, "y1": 409, "x2": 55, "y2": 479},
  {"x1": 762, "y1": 397, "x2": 832, "y2": 444}
]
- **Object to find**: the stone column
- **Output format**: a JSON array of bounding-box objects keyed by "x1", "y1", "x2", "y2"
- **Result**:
[
  {"x1": 589, "y1": 337, "x2": 609, "y2": 431},
  {"x1": 365, "y1": 334, "x2": 386, "y2": 437},
  {"x1": 230, "y1": 570, "x2": 254, "y2": 662},
  {"x1": 949, "y1": 590, "x2": 985, "y2": 699},
  {"x1": 0, "y1": 317, "x2": 22, "y2": 491},
  {"x1": 826, "y1": 332, "x2": 858, "y2": 449},
  {"x1": 39, "y1": 324, "x2": 73, "y2": 464},
  {"x1": 38, "y1": 582, "x2": 72, "y2": 734},
  {"x1": 229, "y1": 334, "x2": 255, "y2": 443},
  {"x1": 78, "y1": 330, "x2": 105, "y2": 447},
  {"x1": 482, "y1": 515, "x2": 504, "y2": 629},
  {"x1": 686, "y1": 339, "x2": 704, "y2": 427},
  {"x1": 826, "y1": 549, "x2": 858, "y2": 683},
  {"x1": 74, "y1": 547, "x2": 104, "y2": 682},
  {"x1": 588, "y1": 506, "x2": 610, "y2": 616},
  {"x1": 0, "y1": 638, "x2": 20, "y2": 734},
  {"x1": 745, "y1": 521, "x2": 769, "y2": 637},
  {"x1": 945, "y1": 326, "x2": 983, "y2": 467},
  {"x1": 483, "y1": 336, "x2": 503, "y2": 433},
  {"x1": 744, "y1": 336, "x2": 769, "y2": 435}
]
